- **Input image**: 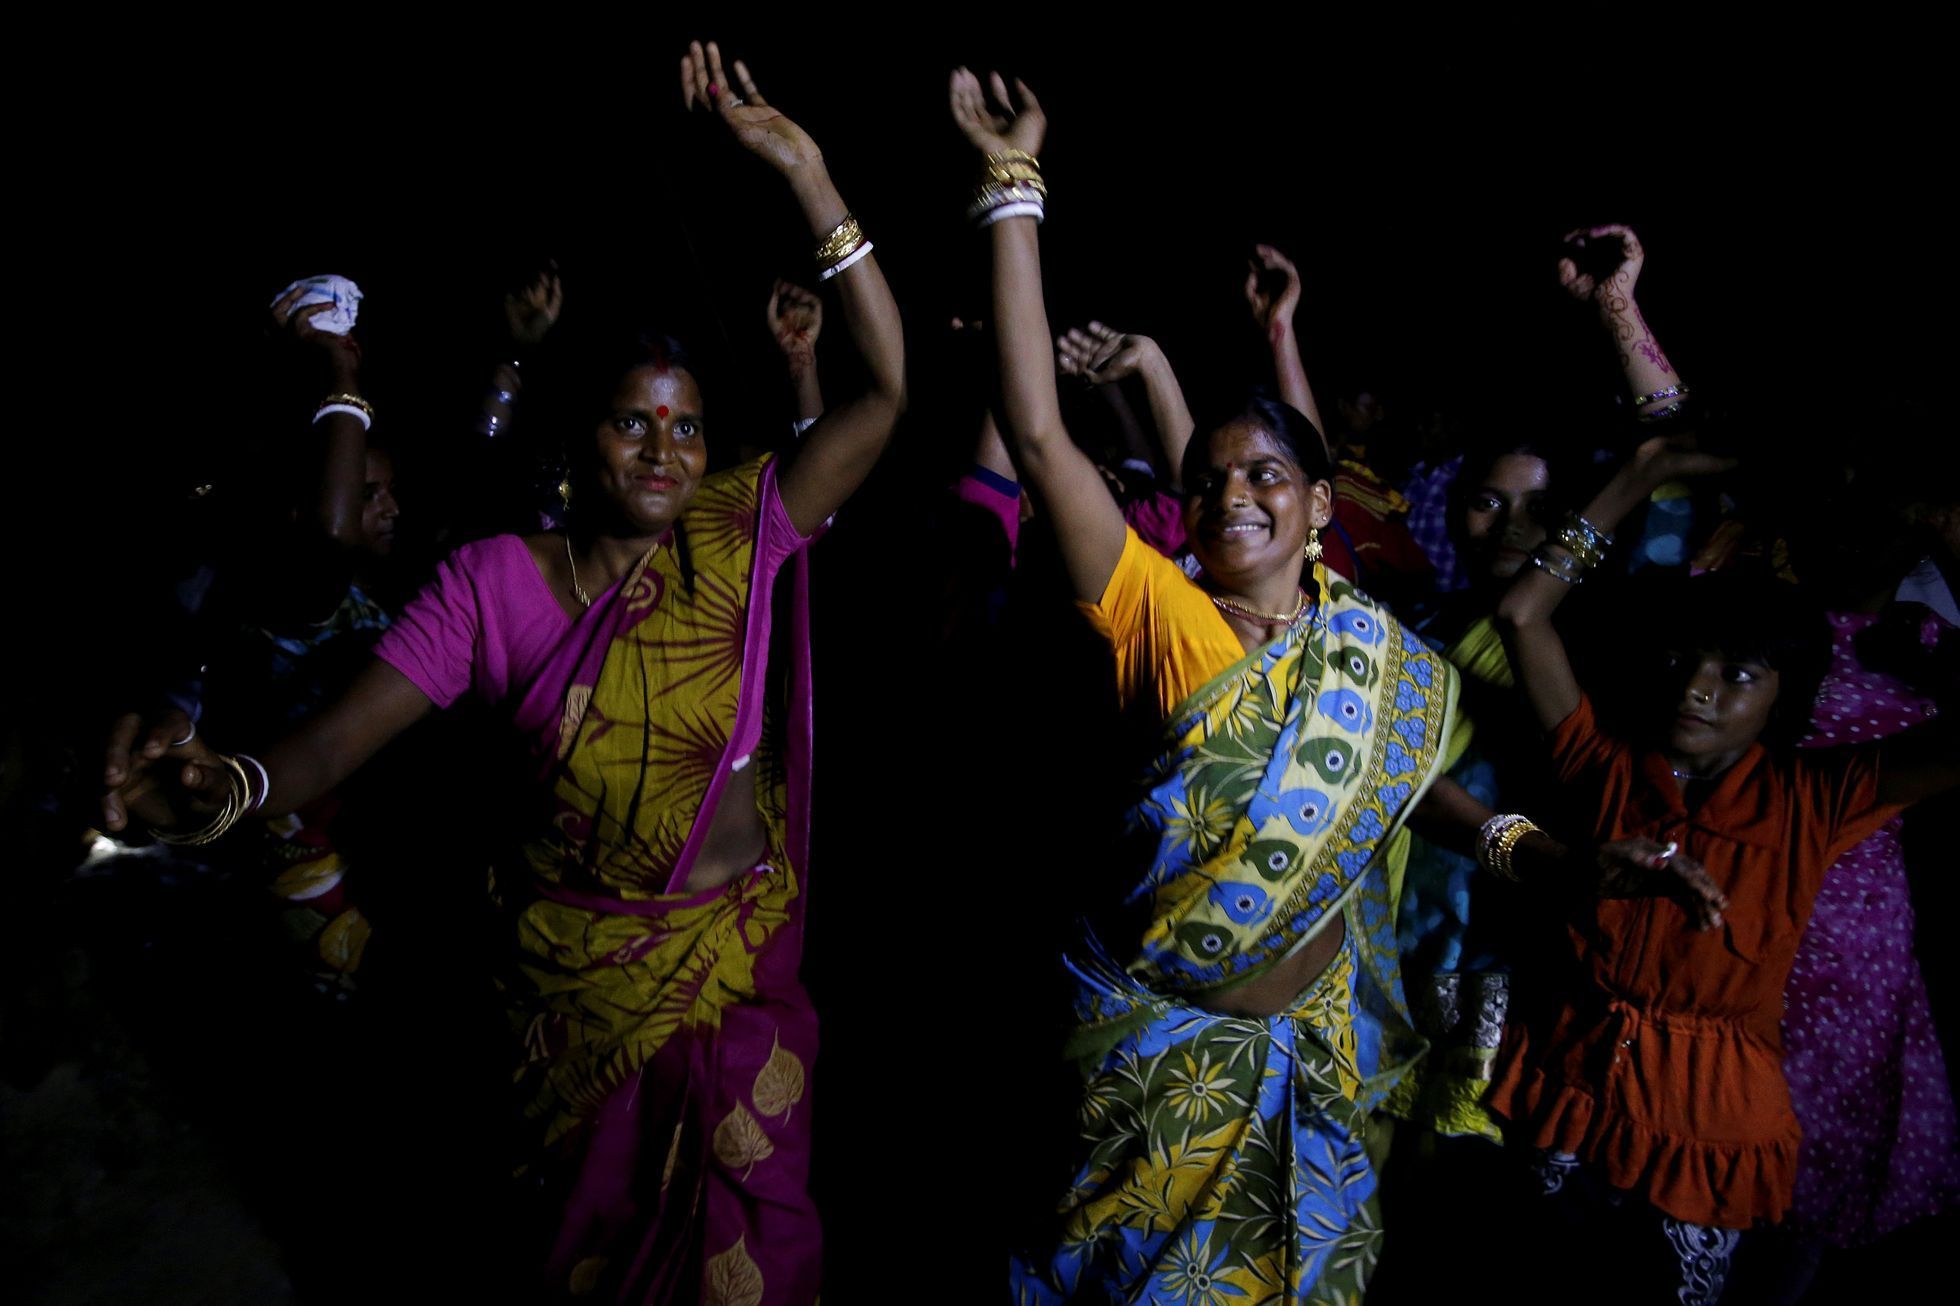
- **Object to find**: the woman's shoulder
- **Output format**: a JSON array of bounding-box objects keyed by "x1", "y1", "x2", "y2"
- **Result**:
[{"x1": 422, "y1": 533, "x2": 553, "y2": 599}]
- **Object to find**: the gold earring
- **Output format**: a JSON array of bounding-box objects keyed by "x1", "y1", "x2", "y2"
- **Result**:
[
  {"x1": 557, "y1": 476, "x2": 573, "y2": 510},
  {"x1": 1303, "y1": 526, "x2": 1323, "y2": 563}
]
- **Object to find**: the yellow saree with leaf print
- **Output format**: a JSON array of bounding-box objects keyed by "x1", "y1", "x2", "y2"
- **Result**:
[{"x1": 500, "y1": 456, "x2": 822, "y2": 1306}]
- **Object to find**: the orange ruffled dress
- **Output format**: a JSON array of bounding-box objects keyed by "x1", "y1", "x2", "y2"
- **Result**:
[{"x1": 1490, "y1": 694, "x2": 1903, "y2": 1229}]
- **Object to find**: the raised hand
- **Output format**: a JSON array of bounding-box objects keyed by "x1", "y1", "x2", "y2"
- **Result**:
[
  {"x1": 681, "y1": 41, "x2": 822, "y2": 175},
  {"x1": 1244, "y1": 244, "x2": 1302, "y2": 334},
  {"x1": 505, "y1": 261, "x2": 564, "y2": 348},
  {"x1": 1593, "y1": 836, "x2": 1727, "y2": 931},
  {"x1": 1557, "y1": 223, "x2": 1646, "y2": 313},
  {"x1": 99, "y1": 710, "x2": 230, "y2": 836},
  {"x1": 767, "y1": 279, "x2": 823, "y2": 359},
  {"x1": 270, "y1": 285, "x2": 361, "y2": 382},
  {"x1": 948, "y1": 67, "x2": 1046, "y2": 159},
  {"x1": 1057, "y1": 322, "x2": 1158, "y2": 384}
]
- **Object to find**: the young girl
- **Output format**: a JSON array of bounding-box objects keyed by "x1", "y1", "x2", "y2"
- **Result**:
[{"x1": 1489, "y1": 436, "x2": 1960, "y2": 1303}]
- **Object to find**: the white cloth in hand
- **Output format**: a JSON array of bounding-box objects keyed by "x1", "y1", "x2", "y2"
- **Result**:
[{"x1": 271, "y1": 275, "x2": 363, "y2": 336}]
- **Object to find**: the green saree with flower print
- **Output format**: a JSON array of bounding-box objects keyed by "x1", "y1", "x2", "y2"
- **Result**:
[{"x1": 1013, "y1": 567, "x2": 1459, "y2": 1305}]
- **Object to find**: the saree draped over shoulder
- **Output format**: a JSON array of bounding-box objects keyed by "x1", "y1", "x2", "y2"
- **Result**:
[
  {"x1": 504, "y1": 457, "x2": 820, "y2": 1305},
  {"x1": 1015, "y1": 557, "x2": 1459, "y2": 1306}
]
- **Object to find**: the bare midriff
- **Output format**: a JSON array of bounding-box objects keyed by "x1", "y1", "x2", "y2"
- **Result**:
[{"x1": 1196, "y1": 913, "x2": 1348, "y2": 1018}]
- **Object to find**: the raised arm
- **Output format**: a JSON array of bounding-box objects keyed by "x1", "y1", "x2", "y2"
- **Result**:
[
  {"x1": 268, "y1": 287, "x2": 370, "y2": 553},
  {"x1": 1246, "y1": 244, "x2": 1331, "y2": 457},
  {"x1": 684, "y1": 43, "x2": 904, "y2": 536},
  {"x1": 472, "y1": 261, "x2": 565, "y2": 442},
  {"x1": 1057, "y1": 322, "x2": 1196, "y2": 487},
  {"x1": 951, "y1": 68, "x2": 1126, "y2": 601},
  {"x1": 1558, "y1": 224, "x2": 1685, "y2": 416},
  {"x1": 767, "y1": 279, "x2": 826, "y2": 429},
  {"x1": 1495, "y1": 436, "x2": 1737, "y2": 729}
]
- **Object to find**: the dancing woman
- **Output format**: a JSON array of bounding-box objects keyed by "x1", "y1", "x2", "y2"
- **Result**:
[{"x1": 100, "y1": 42, "x2": 903, "y2": 1305}]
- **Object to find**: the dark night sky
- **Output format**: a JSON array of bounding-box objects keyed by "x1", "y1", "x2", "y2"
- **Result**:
[{"x1": 28, "y1": 18, "x2": 1946, "y2": 718}]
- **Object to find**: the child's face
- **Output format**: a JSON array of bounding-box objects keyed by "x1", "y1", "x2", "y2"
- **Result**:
[{"x1": 1658, "y1": 649, "x2": 1783, "y2": 760}]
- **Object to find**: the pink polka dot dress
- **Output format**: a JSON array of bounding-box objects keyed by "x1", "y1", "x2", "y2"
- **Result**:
[{"x1": 1784, "y1": 609, "x2": 1960, "y2": 1245}]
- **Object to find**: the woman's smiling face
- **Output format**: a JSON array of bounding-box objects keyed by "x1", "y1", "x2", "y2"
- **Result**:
[{"x1": 1184, "y1": 420, "x2": 1333, "y2": 588}]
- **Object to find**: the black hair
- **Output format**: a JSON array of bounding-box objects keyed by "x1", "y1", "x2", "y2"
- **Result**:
[
  {"x1": 545, "y1": 329, "x2": 705, "y2": 443},
  {"x1": 1447, "y1": 431, "x2": 1578, "y2": 547},
  {"x1": 1632, "y1": 570, "x2": 1833, "y2": 747},
  {"x1": 539, "y1": 326, "x2": 704, "y2": 590},
  {"x1": 1180, "y1": 390, "x2": 1334, "y2": 491}
]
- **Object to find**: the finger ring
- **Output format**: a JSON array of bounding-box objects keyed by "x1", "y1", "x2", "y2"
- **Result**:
[{"x1": 170, "y1": 723, "x2": 197, "y2": 747}]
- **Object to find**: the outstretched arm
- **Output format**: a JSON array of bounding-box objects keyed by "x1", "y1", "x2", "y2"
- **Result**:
[
  {"x1": 1412, "y1": 775, "x2": 1727, "y2": 930},
  {"x1": 952, "y1": 68, "x2": 1126, "y2": 601},
  {"x1": 684, "y1": 42, "x2": 905, "y2": 536},
  {"x1": 101, "y1": 659, "x2": 434, "y2": 837}
]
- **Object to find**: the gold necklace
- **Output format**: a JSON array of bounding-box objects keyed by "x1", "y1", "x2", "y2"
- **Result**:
[
  {"x1": 564, "y1": 534, "x2": 592, "y2": 608},
  {"x1": 1210, "y1": 588, "x2": 1309, "y2": 625}
]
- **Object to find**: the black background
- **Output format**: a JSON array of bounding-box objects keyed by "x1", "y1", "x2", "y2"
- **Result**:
[{"x1": 15, "y1": 17, "x2": 1955, "y2": 1302}]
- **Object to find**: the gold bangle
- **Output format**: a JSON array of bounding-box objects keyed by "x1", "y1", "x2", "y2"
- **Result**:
[
  {"x1": 814, "y1": 214, "x2": 865, "y2": 268},
  {"x1": 319, "y1": 392, "x2": 374, "y2": 417},
  {"x1": 1493, "y1": 818, "x2": 1540, "y2": 882},
  {"x1": 152, "y1": 754, "x2": 254, "y2": 847},
  {"x1": 968, "y1": 181, "x2": 1049, "y2": 223},
  {"x1": 984, "y1": 150, "x2": 1041, "y2": 184}
]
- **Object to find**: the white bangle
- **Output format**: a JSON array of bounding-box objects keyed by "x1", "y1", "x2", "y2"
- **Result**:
[
  {"x1": 790, "y1": 416, "x2": 819, "y2": 438},
  {"x1": 237, "y1": 752, "x2": 271, "y2": 813},
  {"x1": 976, "y1": 201, "x2": 1045, "y2": 228},
  {"x1": 817, "y1": 240, "x2": 875, "y2": 282},
  {"x1": 315, "y1": 403, "x2": 373, "y2": 431}
]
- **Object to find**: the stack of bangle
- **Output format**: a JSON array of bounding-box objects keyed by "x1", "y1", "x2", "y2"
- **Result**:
[
  {"x1": 1634, "y1": 384, "x2": 1690, "y2": 424},
  {"x1": 1476, "y1": 813, "x2": 1540, "y2": 883},
  {"x1": 815, "y1": 213, "x2": 874, "y2": 282},
  {"x1": 970, "y1": 149, "x2": 1046, "y2": 227},
  {"x1": 1529, "y1": 511, "x2": 1615, "y2": 585},
  {"x1": 316, "y1": 392, "x2": 375, "y2": 431},
  {"x1": 151, "y1": 751, "x2": 268, "y2": 847}
]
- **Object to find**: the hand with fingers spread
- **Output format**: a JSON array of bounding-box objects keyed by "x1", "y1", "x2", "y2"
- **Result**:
[
  {"x1": 948, "y1": 67, "x2": 1046, "y2": 160},
  {"x1": 681, "y1": 41, "x2": 822, "y2": 175},
  {"x1": 767, "y1": 280, "x2": 823, "y2": 362},
  {"x1": 506, "y1": 261, "x2": 565, "y2": 349},
  {"x1": 99, "y1": 709, "x2": 231, "y2": 836},
  {"x1": 1593, "y1": 837, "x2": 1728, "y2": 931},
  {"x1": 1244, "y1": 244, "x2": 1303, "y2": 336},
  {"x1": 1056, "y1": 322, "x2": 1158, "y2": 385}
]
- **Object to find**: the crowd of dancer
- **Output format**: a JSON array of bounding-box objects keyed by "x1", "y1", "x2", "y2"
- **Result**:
[{"x1": 32, "y1": 41, "x2": 1959, "y2": 1305}]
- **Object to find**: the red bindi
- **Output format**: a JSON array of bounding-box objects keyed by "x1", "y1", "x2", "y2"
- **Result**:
[{"x1": 656, "y1": 405, "x2": 670, "y2": 418}]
